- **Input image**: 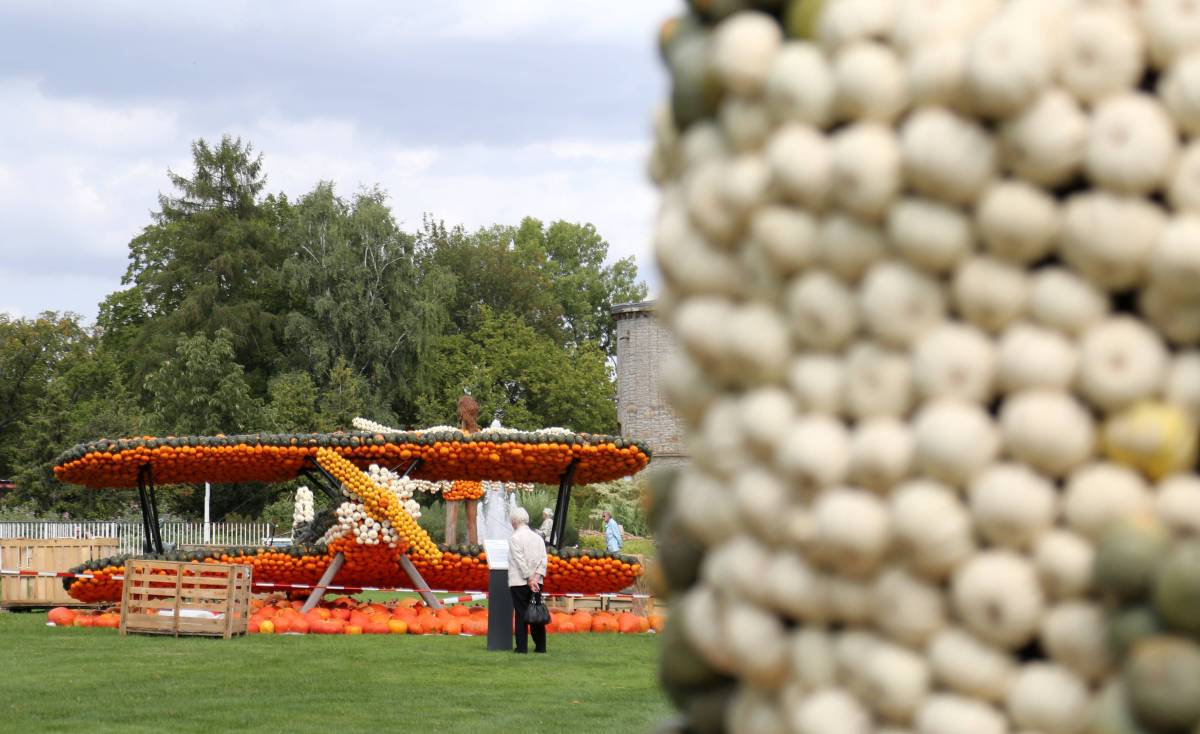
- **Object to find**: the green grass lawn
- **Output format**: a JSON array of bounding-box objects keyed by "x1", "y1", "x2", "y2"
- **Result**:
[{"x1": 0, "y1": 611, "x2": 671, "y2": 734}]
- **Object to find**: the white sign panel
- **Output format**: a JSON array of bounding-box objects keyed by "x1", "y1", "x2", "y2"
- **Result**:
[{"x1": 484, "y1": 539, "x2": 509, "y2": 570}]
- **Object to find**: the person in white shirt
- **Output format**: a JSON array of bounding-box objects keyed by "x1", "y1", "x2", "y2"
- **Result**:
[
  {"x1": 537, "y1": 507, "x2": 554, "y2": 541},
  {"x1": 507, "y1": 507, "x2": 548, "y2": 654}
]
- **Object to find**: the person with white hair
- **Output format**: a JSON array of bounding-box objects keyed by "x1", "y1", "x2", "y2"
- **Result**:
[
  {"x1": 603, "y1": 509, "x2": 623, "y2": 553},
  {"x1": 537, "y1": 507, "x2": 554, "y2": 541},
  {"x1": 508, "y1": 506, "x2": 548, "y2": 654}
]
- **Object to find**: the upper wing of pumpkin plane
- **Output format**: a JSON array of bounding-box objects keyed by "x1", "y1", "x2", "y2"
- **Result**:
[{"x1": 52, "y1": 428, "x2": 651, "y2": 488}]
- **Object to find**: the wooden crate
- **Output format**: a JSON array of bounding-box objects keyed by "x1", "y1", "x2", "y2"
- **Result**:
[
  {"x1": 1, "y1": 538, "x2": 120, "y2": 608},
  {"x1": 120, "y1": 559, "x2": 252, "y2": 639}
]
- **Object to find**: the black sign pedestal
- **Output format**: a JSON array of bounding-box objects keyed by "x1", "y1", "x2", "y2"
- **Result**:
[{"x1": 487, "y1": 569, "x2": 513, "y2": 652}]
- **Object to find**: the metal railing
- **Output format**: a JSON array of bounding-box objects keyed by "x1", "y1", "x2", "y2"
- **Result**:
[{"x1": 0, "y1": 521, "x2": 276, "y2": 556}]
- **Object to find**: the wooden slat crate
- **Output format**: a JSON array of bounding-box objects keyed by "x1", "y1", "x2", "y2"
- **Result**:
[
  {"x1": 120, "y1": 559, "x2": 251, "y2": 639},
  {"x1": 1, "y1": 538, "x2": 120, "y2": 608}
]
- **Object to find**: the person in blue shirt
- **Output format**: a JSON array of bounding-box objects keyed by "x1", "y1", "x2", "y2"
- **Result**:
[{"x1": 603, "y1": 510, "x2": 623, "y2": 553}]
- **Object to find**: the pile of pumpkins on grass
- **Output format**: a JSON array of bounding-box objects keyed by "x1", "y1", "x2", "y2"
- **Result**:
[
  {"x1": 650, "y1": 0, "x2": 1200, "y2": 733},
  {"x1": 44, "y1": 597, "x2": 667, "y2": 637}
]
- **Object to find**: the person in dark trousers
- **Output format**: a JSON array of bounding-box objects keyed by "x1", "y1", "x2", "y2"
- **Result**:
[{"x1": 507, "y1": 506, "x2": 548, "y2": 654}]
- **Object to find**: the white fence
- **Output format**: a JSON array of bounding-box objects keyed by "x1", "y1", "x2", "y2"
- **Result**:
[{"x1": 0, "y1": 521, "x2": 277, "y2": 556}]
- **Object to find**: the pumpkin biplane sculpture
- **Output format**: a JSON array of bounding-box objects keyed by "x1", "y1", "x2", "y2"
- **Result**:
[{"x1": 51, "y1": 427, "x2": 650, "y2": 604}]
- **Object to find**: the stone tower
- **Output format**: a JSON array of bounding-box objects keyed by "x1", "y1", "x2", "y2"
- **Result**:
[{"x1": 612, "y1": 300, "x2": 688, "y2": 469}]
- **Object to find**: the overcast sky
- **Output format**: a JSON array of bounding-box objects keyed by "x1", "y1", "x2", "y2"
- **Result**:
[{"x1": 0, "y1": 1, "x2": 675, "y2": 320}]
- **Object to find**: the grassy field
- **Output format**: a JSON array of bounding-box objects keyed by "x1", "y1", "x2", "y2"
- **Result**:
[{"x1": 0, "y1": 611, "x2": 671, "y2": 734}]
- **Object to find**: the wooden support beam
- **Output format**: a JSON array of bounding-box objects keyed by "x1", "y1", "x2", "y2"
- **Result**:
[
  {"x1": 399, "y1": 554, "x2": 442, "y2": 609},
  {"x1": 300, "y1": 552, "x2": 345, "y2": 614}
]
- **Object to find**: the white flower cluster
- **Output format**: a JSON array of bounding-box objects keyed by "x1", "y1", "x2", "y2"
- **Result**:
[
  {"x1": 292, "y1": 486, "x2": 314, "y2": 528},
  {"x1": 320, "y1": 500, "x2": 402, "y2": 548},
  {"x1": 352, "y1": 417, "x2": 397, "y2": 433},
  {"x1": 652, "y1": 2, "x2": 1200, "y2": 733},
  {"x1": 367, "y1": 463, "x2": 428, "y2": 518}
]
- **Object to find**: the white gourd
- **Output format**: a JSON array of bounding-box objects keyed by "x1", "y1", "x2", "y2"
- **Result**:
[
  {"x1": 711, "y1": 11, "x2": 782, "y2": 96},
  {"x1": 727, "y1": 303, "x2": 791, "y2": 383},
  {"x1": 827, "y1": 576, "x2": 875, "y2": 625},
  {"x1": 789, "y1": 626, "x2": 838, "y2": 689},
  {"x1": 951, "y1": 256, "x2": 1030, "y2": 334},
  {"x1": 858, "y1": 261, "x2": 947, "y2": 348},
  {"x1": 739, "y1": 388, "x2": 796, "y2": 456},
  {"x1": 788, "y1": 688, "x2": 872, "y2": 734},
  {"x1": 965, "y1": 14, "x2": 1051, "y2": 117},
  {"x1": 1150, "y1": 215, "x2": 1200, "y2": 300},
  {"x1": 728, "y1": 686, "x2": 788, "y2": 734},
  {"x1": 1085, "y1": 92, "x2": 1179, "y2": 195},
  {"x1": 813, "y1": 487, "x2": 892, "y2": 576},
  {"x1": 1001, "y1": 390, "x2": 1097, "y2": 478},
  {"x1": 717, "y1": 154, "x2": 771, "y2": 220},
  {"x1": 843, "y1": 340, "x2": 915, "y2": 419},
  {"x1": 871, "y1": 567, "x2": 946, "y2": 647},
  {"x1": 774, "y1": 416, "x2": 851, "y2": 492},
  {"x1": 656, "y1": 198, "x2": 744, "y2": 298},
  {"x1": 1058, "y1": 8, "x2": 1145, "y2": 102},
  {"x1": 889, "y1": 0, "x2": 1001, "y2": 55},
  {"x1": 1062, "y1": 462, "x2": 1153, "y2": 540},
  {"x1": 785, "y1": 270, "x2": 861, "y2": 350},
  {"x1": 1061, "y1": 192, "x2": 1165, "y2": 292},
  {"x1": 747, "y1": 205, "x2": 819, "y2": 276},
  {"x1": 724, "y1": 601, "x2": 791, "y2": 687},
  {"x1": 817, "y1": 0, "x2": 898, "y2": 52},
  {"x1": 1040, "y1": 601, "x2": 1113, "y2": 681},
  {"x1": 817, "y1": 212, "x2": 888, "y2": 283},
  {"x1": 886, "y1": 197, "x2": 973, "y2": 274},
  {"x1": 890, "y1": 480, "x2": 976, "y2": 579},
  {"x1": 999, "y1": 89, "x2": 1089, "y2": 187},
  {"x1": 863, "y1": 642, "x2": 932, "y2": 723},
  {"x1": 1142, "y1": 0, "x2": 1200, "y2": 69},
  {"x1": 969, "y1": 463, "x2": 1058, "y2": 549},
  {"x1": 927, "y1": 627, "x2": 1018, "y2": 703},
  {"x1": 734, "y1": 468, "x2": 792, "y2": 544},
  {"x1": 848, "y1": 417, "x2": 915, "y2": 492},
  {"x1": 1165, "y1": 351, "x2": 1200, "y2": 419},
  {"x1": 1005, "y1": 663, "x2": 1091, "y2": 734},
  {"x1": 1077, "y1": 317, "x2": 1170, "y2": 412},
  {"x1": 911, "y1": 323, "x2": 997, "y2": 404},
  {"x1": 976, "y1": 180, "x2": 1060, "y2": 265},
  {"x1": 906, "y1": 39, "x2": 969, "y2": 110},
  {"x1": 912, "y1": 400, "x2": 1000, "y2": 487},
  {"x1": 997, "y1": 323, "x2": 1079, "y2": 392},
  {"x1": 719, "y1": 96, "x2": 773, "y2": 153},
  {"x1": 1168, "y1": 141, "x2": 1200, "y2": 213},
  {"x1": 685, "y1": 159, "x2": 741, "y2": 246},
  {"x1": 1156, "y1": 474, "x2": 1200, "y2": 535},
  {"x1": 952, "y1": 550, "x2": 1045, "y2": 649},
  {"x1": 1139, "y1": 284, "x2": 1200, "y2": 345},
  {"x1": 915, "y1": 694, "x2": 1008, "y2": 734},
  {"x1": 831, "y1": 122, "x2": 903, "y2": 219},
  {"x1": 765, "y1": 124, "x2": 831, "y2": 210},
  {"x1": 1028, "y1": 267, "x2": 1109, "y2": 336},
  {"x1": 900, "y1": 107, "x2": 996, "y2": 205},
  {"x1": 766, "y1": 552, "x2": 830, "y2": 621},
  {"x1": 788, "y1": 354, "x2": 846, "y2": 416},
  {"x1": 1161, "y1": 51, "x2": 1200, "y2": 135},
  {"x1": 764, "y1": 42, "x2": 835, "y2": 127},
  {"x1": 1033, "y1": 529, "x2": 1096, "y2": 600},
  {"x1": 834, "y1": 41, "x2": 908, "y2": 122}
]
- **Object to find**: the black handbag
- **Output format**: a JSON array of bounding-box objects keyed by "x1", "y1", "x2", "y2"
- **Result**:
[{"x1": 525, "y1": 592, "x2": 551, "y2": 625}]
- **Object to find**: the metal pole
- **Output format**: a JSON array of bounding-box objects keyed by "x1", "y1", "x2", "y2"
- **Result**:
[
  {"x1": 203, "y1": 482, "x2": 211, "y2": 544},
  {"x1": 300, "y1": 552, "x2": 345, "y2": 614},
  {"x1": 399, "y1": 554, "x2": 443, "y2": 609},
  {"x1": 549, "y1": 459, "x2": 580, "y2": 550},
  {"x1": 146, "y1": 465, "x2": 164, "y2": 555},
  {"x1": 136, "y1": 465, "x2": 155, "y2": 554}
]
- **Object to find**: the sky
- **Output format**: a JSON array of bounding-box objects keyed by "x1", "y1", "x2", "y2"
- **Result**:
[{"x1": 0, "y1": 1, "x2": 676, "y2": 320}]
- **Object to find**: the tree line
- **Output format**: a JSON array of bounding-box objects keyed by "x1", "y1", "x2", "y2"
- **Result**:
[{"x1": 0, "y1": 136, "x2": 646, "y2": 520}]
